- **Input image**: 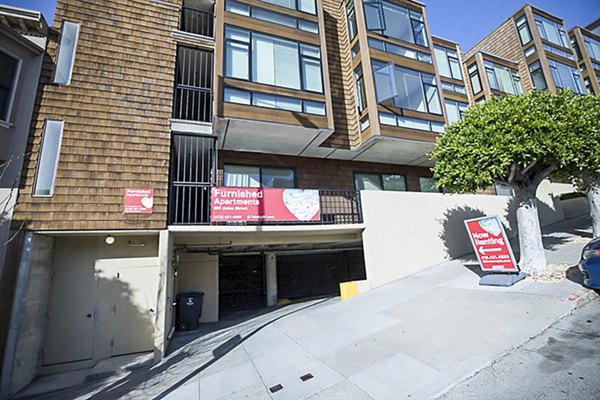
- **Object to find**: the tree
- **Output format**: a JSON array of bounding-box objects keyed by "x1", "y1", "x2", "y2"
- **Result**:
[
  {"x1": 430, "y1": 90, "x2": 591, "y2": 275},
  {"x1": 560, "y1": 94, "x2": 600, "y2": 237}
]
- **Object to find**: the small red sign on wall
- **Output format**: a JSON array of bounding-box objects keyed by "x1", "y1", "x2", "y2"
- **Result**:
[
  {"x1": 124, "y1": 188, "x2": 154, "y2": 214},
  {"x1": 464, "y1": 216, "x2": 518, "y2": 272}
]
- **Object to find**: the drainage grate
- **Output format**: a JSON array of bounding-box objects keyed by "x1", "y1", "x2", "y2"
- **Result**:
[
  {"x1": 269, "y1": 384, "x2": 283, "y2": 393},
  {"x1": 300, "y1": 373, "x2": 314, "y2": 382}
]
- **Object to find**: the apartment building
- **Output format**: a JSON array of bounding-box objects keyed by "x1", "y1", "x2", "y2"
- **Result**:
[
  {"x1": 4, "y1": 0, "x2": 595, "y2": 396},
  {"x1": 570, "y1": 18, "x2": 600, "y2": 94},
  {"x1": 463, "y1": 4, "x2": 586, "y2": 99}
]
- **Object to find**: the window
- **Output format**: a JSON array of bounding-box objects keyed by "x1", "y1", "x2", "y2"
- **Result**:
[
  {"x1": 534, "y1": 14, "x2": 569, "y2": 48},
  {"x1": 583, "y1": 77, "x2": 595, "y2": 94},
  {"x1": 528, "y1": 60, "x2": 547, "y2": 90},
  {"x1": 0, "y1": 49, "x2": 21, "y2": 123},
  {"x1": 224, "y1": 26, "x2": 323, "y2": 93},
  {"x1": 515, "y1": 15, "x2": 532, "y2": 45},
  {"x1": 468, "y1": 64, "x2": 482, "y2": 94},
  {"x1": 583, "y1": 36, "x2": 600, "y2": 61},
  {"x1": 372, "y1": 61, "x2": 442, "y2": 115},
  {"x1": 54, "y1": 21, "x2": 80, "y2": 85},
  {"x1": 483, "y1": 61, "x2": 523, "y2": 95},
  {"x1": 34, "y1": 120, "x2": 64, "y2": 196},
  {"x1": 419, "y1": 177, "x2": 440, "y2": 193},
  {"x1": 259, "y1": 0, "x2": 316, "y2": 15},
  {"x1": 379, "y1": 112, "x2": 444, "y2": 133},
  {"x1": 524, "y1": 45, "x2": 537, "y2": 57},
  {"x1": 547, "y1": 59, "x2": 585, "y2": 94},
  {"x1": 223, "y1": 87, "x2": 326, "y2": 115},
  {"x1": 444, "y1": 100, "x2": 468, "y2": 124},
  {"x1": 360, "y1": 115, "x2": 370, "y2": 131},
  {"x1": 354, "y1": 172, "x2": 406, "y2": 191},
  {"x1": 347, "y1": 1, "x2": 357, "y2": 42},
  {"x1": 368, "y1": 37, "x2": 432, "y2": 63},
  {"x1": 351, "y1": 42, "x2": 360, "y2": 58},
  {"x1": 364, "y1": 0, "x2": 428, "y2": 47},
  {"x1": 226, "y1": 0, "x2": 318, "y2": 34},
  {"x1": 440, "y1": 81, "x2": 467, "y2": 94},
  {"x1": 434, "y1": 45, "x2": 463, "y2": 80},
  {"x1": 224, "y1": 165, "x2": 296, "y2": 188},
  {"x1": 571, "y1": 37, "x2": 582, "y2": 61},
  {"x1": 542, "y1": 44, "x2": 574, "y2": 60},
  {"x1": 354, "y1": 65, "x2": 367, "y2": 113}
]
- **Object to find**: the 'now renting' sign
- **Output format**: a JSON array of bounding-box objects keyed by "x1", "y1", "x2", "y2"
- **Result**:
[{"x1": 464, "y1": 216, "x2": 518, "y2": 272}]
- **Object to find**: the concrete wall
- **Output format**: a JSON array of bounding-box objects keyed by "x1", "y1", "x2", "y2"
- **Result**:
[
  {"x1": 561, "y1": 197, "x2": 590, "y2": 219},
  {"x1": 176, "y1": 253, "x2": 219, "y2": 323},
  {"x1": 1, "y1": 233, "x2": 53, "y2": 399},
  {"x1": 360, "y1": 182, "x2": 564, "y2": 289}
]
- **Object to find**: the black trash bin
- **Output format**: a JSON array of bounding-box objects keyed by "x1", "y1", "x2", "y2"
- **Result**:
[{"x1": 176, "y1": 292, "x2": 204, "y2": 331}]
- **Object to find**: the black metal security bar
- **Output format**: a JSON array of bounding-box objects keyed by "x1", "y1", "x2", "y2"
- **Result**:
[
  {"x1": 173, "y1": 46, "x2": 213, "y2": 122},
  {"x1": 169, "y1": 134, "x2": 217, "y2": 224},
  {"x1": 181, "y1": 7, "x2": 214, "y2": 37}
]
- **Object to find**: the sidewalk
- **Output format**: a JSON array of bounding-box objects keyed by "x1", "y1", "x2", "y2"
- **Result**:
[{"x1": 16, "y1": 215, "x2": 599, "y2": 400}]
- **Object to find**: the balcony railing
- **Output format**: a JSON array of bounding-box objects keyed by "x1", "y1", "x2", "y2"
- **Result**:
[
  {"x1": 173, "y1": 47, "x2": 213, "y2": 122},
  {"x1": 169, "y1": 188, "x2": 363, "y2": 225},
  {"x1": 181, "y1": 7, "x2": 214, "y2": 37}
]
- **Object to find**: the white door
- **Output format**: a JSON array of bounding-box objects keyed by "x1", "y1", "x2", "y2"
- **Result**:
[
  {"x1": 43, "y1": 269, "x2": 98, "y2": 365},
  {"x1": 111, "y1": 263, "x2": 159, "y2": 356}
]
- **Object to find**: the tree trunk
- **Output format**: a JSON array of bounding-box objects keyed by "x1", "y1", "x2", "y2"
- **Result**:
[
  {"x1": 514, "y1": 185, "x2": 547, "y2": 275},
  {"x1": 588, "y1": 178, "x2": 600, "y2": 238}
]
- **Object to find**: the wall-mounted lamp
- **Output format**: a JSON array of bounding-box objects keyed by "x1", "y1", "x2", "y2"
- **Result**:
[{"x1": 105, "y1": 235, "x2": 115, "y2": 245}]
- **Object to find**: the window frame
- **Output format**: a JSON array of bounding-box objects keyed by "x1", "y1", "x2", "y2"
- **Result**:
[
  {"x1": 353, "y1": 171, "x2": 407, "y2": 192},
  {"x1": 528, "y1": 60, "x2": 548, "y2": 90},
  {"x1": 444, "y1": 99, "x2": 468, "y2": 125},
  {"x1": 258, "y1": 0, "x2": 317, "y2": 15},
  {"x1": 483, "y1": 61, "x2": 523, "y2": 95},
  {"x1": 53, "y1": 20, "x2": 80, "y2": 85},
  {"x1": 0, "y1": 47, "x2": 22, "y2": 124},
  {"x1": 515, "y1": 15, "x2": 532, "y2": 45},
  {"x1": 223, "y1": 87, "x2": 326, "y2": 115},
  {"x1": 33, "y1": 119, "x2": 64, "y2": 197},
  {"x1": 547, "y1": 59, "x2": 585, "y2": 94},
  {"x1": 533, "y1": 14, "x2": 569, "y2": 49},
  {"x1": 434, "y1": 45, "x2": 463, "y2": 81},
  {"x1": 364, "y1": 0, "x2": 428, "y2": 48},
  {"x1": 223, "y1": 164, "x2": 297, "y2": 188},
  {"x1": 468, "y1": 63, "x2": 482, "y2": 95},
  {"x1": 224, "y1": 26, "x2": 324, "y2": 94},
  {"x1": 225, "y1": 0, "x2": 319, "y2": 34},
  {"x1": 419, "y1": 176, "x2": 441, "y2": 193}
]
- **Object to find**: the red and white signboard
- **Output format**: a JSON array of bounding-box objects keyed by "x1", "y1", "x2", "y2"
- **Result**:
[
  {"x1": 124, "y1": 188, "x2": 154, "y2": 214},
  {"x1": 210, "y1": 187, "x2": 320, "y2": 222},
  {"x1": 464, "y1": 216, "x2": 518, "y2": 272}
]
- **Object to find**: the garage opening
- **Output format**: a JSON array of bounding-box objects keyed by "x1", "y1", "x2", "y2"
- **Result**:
[
  {"x1": 219, "y1": 255, "x2": 265, "y2": 313},
  {"x1": 277, "y1": 250, "x2": 366, "y2": 300}
]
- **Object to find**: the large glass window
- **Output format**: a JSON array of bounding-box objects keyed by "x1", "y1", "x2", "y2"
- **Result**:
[
  {"x1": 224, "y1": 26, "x2": 323, "y2": 93},
  {"x1": 441, "y1": 81, "x2": 466, "y2": 94},
  {"x1": 54, "y1": 21, "x2": 80, "y2": 85},
  {"x1": 368, "y1": 37, "x2": 432, "y2": 63},
  {"x1": 347, "y1": 1, "x2": 357, "y2": 41},
  {"x1": 534, "y1": 14, "x2": 569, "y2": 48},
  {"x1": 515, "y1": 15, "x2": 532, "y2": 45},
  {"x1": 259, "y1": 0, "x2": 316, "y2": 15},
  {"x1": 434, "y1": 45, "x2": 463, "y2": 80},
  {"x1": 528, "y1": 60, "x2": 547, "y2": 90},
  {"x1": 364, "y1": 0, "x2": 428, "y2": 47},
  {"x1": 34, "y1": 120, "x2": 64, "y2": 196},
  {"x1": 0, "y1": 49, "x2": 20, "y2": 123},
  {"x1": 223, "y1": 87, "x2": 326, "y2": 115},
  {"x1": 444, "y1": 99, "x2": 468, "y2": 124},
  {"x1": 419, "y1": 177, "x2": 440, "y2": 193},
  {"x1": 354, "y1": 172, "x2": 406, "y2": 191},
  {"x1": 547, "y1": 59, "x2": 585, "y2": 94},
  {"x1": 372, "y1": 61, "x2": 442, "y2": 115},
  {"x1": 584, "y1": 36, "x2": 600, "y2": 61},
  {"x1": 378, "y1": 112, "x2": 444, "y2": 133},
  {"x1": 468, "y1": 64, "x2": 482, "y2": 94},
  {"x1": 542, "y1": 44, "x2": 574, "y2": 60},
  {"x1": 224, "y1": 164, "x2": 296, "y2": 188},
  {"x1": 483, "y1": 61, "x2": 523, "y2": 95},
  {"x1": 226, "y1": 0, "x2": 318, "y2": 34}
]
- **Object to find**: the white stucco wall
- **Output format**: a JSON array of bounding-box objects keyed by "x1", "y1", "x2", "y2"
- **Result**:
[
  {"x1": 360, "y1": 181, "x2": 564, "y2": 289},
  {"x1": 176, "y1": 253, "x2": 219, "y2": 323}
]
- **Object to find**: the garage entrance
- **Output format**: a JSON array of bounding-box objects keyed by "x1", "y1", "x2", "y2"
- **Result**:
[{"x1": 219, "y1": 255, "x2": 265, "y2": 313}]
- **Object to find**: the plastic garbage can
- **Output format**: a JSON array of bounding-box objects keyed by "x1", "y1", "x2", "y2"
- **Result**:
[{"x1": 175, "y1": 292, "x2": 204, "y2": 331}]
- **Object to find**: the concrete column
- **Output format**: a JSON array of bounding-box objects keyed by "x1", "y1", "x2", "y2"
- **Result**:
[
  {"x1": 265, "y1": 252, "x2": 277, "y2": 307},
  {"x1": 154, "y1": 229, "x2": 173, "y2": 362}
]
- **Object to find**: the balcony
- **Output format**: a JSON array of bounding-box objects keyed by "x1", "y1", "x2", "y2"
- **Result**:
[
  {"x1": 180, "y1": 6, "x2": 214, "y2": 38},
  {"x1": 173, "y1": 46, "x2": 213, "y2": 122}
]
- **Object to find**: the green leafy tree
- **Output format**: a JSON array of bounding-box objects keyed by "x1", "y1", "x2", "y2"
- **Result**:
[
  {"x1": 560, "y1": 94, "x2": 600, "y2": 237},
  {"x1": 431, "y1": 90, "x2": 591, "y2": 275}
]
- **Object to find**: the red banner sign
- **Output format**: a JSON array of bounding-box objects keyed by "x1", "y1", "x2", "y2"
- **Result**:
[
  {"x1": 210, "y1": 187, "x2": 320, "y2": 222},
  {"x1": 464, "y1": 216, "x2": 518, "y2": 272},
  {"x1": 124, "y1": 188, "x2": 154, "y2": 214}
]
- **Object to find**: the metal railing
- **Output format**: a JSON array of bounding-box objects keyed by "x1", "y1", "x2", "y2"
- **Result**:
[
  {"x1": 181, "y1": 7, "x2": 214, "y2": 37},
  {"x1": 169, "y1": 186, "x2": 363, "y2": 225},
  {"x1": 173, "y1": 47, "x2": 213, "y2": 122}
]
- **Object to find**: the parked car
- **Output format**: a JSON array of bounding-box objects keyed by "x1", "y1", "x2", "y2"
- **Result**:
[{"x1": 579, "y1": 237, "x2": 600, "y2": 289}]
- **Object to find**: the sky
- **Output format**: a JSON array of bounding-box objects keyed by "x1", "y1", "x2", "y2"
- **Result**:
[{"x1": 2, "y1": 0, "x2": 599, "y2": 50}]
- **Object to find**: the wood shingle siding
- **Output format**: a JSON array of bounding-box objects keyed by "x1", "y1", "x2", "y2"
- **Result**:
[{"x1": 13, "y1": 0, "x2": 181, "y2": 230}]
